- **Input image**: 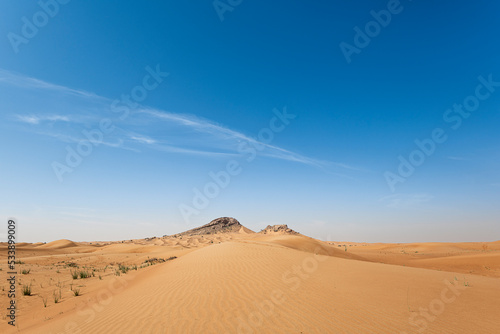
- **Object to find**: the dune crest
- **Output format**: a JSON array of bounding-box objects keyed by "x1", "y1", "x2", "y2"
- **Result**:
[{"x1": 37, "y1": 239, "x2": 78, "y2": 249}]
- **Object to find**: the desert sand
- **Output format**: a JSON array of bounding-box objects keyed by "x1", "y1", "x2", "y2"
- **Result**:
[{"x1": 1, "y1": 218, "x2": 499, "y2": 333}]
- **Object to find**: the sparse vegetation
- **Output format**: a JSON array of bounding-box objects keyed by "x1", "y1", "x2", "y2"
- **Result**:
[
  {"x1": 143, "y1": 256, "x2": 177, "y2": 265},
  {"x1": 119, "y1": 264, "x2": 130, "y2": 274},
  {"x1": 71, "y1": 270, "x2": 78, "y2": 279},
  {"x1": 21, "y1": 269, "x2": 31, "y2": 275},
  {"x1": 53, "y1": 289, "x2": 60, "y2": 303},
  {"x1": 42, "y1": 297, "x2": 47, "y2": 307},
  {"x1": 73, "y1": 288, "x2": 80, "y2": 296},
  {"x1": 79, "y1": 270, "x2": 90, "y2": 279},
  {"x1": 22, "y1": 284, "x2": 32, "y2": 296},
  {"x1": 71, "y1": 269, "x2": 91, "y2": 279}
]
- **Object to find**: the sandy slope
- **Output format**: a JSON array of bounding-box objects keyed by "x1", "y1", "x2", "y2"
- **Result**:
[
  {"x1": 1, "y1": 235, "x2": 499, "y2": 333},
  {"x1": 37, "y1": 239, "x2": 79, "y2": 249}
]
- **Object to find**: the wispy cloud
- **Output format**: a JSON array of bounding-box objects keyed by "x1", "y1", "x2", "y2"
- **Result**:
[
  {"x1": 0, "y1": 68, "x2": 102, "y2": 100},
  {"x1": 379, "y1": 193, "x2": 434, "y2": 209},
  {"x1": 1, "y1": 68, "x2": 357, "y2": 172},
  {"x1": 16, "y1": 114, "x2": 70, "y2": 124},
  {"x1": 36, "y1": 131, "x2": 138, "y2": 152},
  {"x1": 140, "y1": 108, "x2": 326, "y2": 166},
  {"x1": 129, "y1": 134, "x2": 157, "y2": 145}
]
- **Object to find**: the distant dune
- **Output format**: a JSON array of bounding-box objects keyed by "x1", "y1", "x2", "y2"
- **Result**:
[{"x1": 36, "y1": 239, "x2": 78, "y2": 249}]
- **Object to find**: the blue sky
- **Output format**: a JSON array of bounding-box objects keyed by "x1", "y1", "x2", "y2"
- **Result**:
[{"x1": 1, "y1": 0, "x2": 499, "y2": 243}]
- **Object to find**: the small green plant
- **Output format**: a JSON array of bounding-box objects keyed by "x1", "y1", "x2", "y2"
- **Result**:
[
  {"x1": 56, "y1": 269, "x2": 60, "y2": 273},
  {"x1": 143, "y1": 257, "x2": 177, "y2": 265},
  {"x1": 53, "y1": 290, "x2": 60, "y2": 303},
  {"x1": 79, "y1": 271, "x2": 90, "y2": 279},
  {"x1": 21, "y1": 269, "x2": 31, "y2": 275},
  {"x1": 42, "y1": 297, "x2": 48, "y2": 307},
  {"x1": 115, "y1": 270, "x2": 120, "y2": 276},
  {"x1": 22, "y1": 284, "x2": 32, "y2": 296},
  {"x1": 119, "y1": 264, "x2": 129, "y2": 274},
  {"x1": 99, "y1": 275, "x2": 102, "y2": 280},
  {"x1": 73, "y1": 288, "x2": 80, "y2": 296},
  {"x1": 71, "y1": 270, "x2": 78, "y2": 280}
]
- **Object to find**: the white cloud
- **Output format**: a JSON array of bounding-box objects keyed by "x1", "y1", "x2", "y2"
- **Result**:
[
  {"x1": 130, "y1": 135, "x2": 157, "y2": 145},
  {"x1": 140, "y1": 108, "x2": 325, "y2": 166},
  {"x1": 2, "y1": 68, "x2": 358, "y2": 172},
  {"x1": 16, "y1": 114, "x2": 70, "y2": 124}
]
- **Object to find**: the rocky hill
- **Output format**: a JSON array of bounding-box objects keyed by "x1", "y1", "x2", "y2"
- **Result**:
[
  {"x1": 260, "y1": 224, "x2": 299, "y2": 235},
  {"x1": 171, "y1": 217, "x2": 253, "y2": 236}
]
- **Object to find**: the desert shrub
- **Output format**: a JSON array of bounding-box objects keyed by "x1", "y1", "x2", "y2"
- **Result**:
[
  {"x1": 70, "y1": 270, "x2": 78, "y2": 279},
  {"x1": 143, "y1": 256, "x2": 177, "y2": 265},
  {"x1": 22, "y1": 284, "x2": 32, "y2": 296},
  {"x1": 53, "y1": 289, "x2": 61, "y2": 303},
  {"x1": 119, "y1": 264, "x2": 129, "y2": 274},
  {"x1": 79, "y1": 271, "x2": 90, "y2": 279}
]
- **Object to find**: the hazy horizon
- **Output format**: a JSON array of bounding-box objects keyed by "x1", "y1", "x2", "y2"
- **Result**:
[{"x1": 1, "y1": 1, "x2": 499, "y2": 244}]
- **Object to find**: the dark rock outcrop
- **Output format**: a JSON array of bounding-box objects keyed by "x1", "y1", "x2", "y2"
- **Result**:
[
  {"x1": 260, "y1": 224, "x2": 299, "y2": 235},
  {"x1": 172, "y1": 217, "x2": 245, "y2": 236}
]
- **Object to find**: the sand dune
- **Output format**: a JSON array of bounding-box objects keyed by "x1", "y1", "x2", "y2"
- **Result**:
[
  {"x1": 37, "y1": 239, "x2": 79, "y2": 249},
  {"x1": 253, "y1": 234, "x2": 368, "y2": 261},
  {"x1": 1, "y1": 230, "x2": 499, "y2": 333}
]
